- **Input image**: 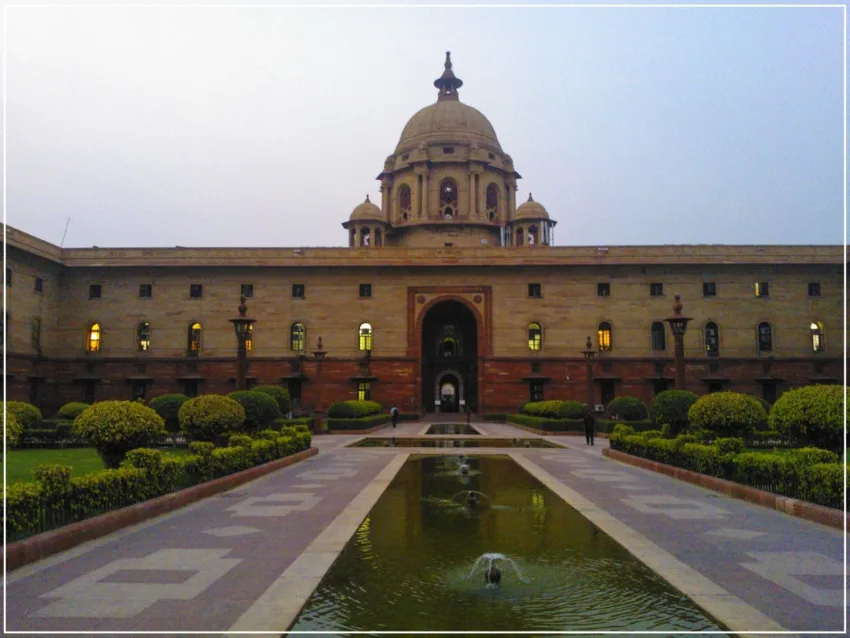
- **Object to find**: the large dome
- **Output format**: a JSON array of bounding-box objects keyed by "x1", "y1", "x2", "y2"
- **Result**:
[
  {"x1": 394, "y1": 52, "x2": 503, "y2": 154},
  {"x1": 396, "y1": 100, "x2": 502, "y2": 153}
]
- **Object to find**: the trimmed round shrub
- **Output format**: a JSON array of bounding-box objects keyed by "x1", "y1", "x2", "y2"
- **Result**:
[
  {"x1": 5, "y1": 412, "x2": 22, "y2": 446},
  {"x1": 4, "y1": 401, "x2": 43, "y2": 430},
  {"x1": 252, "y1": 385, "x2": 292, "y2": 415},
  {"x1": 57, "y1": 402, "x2": 90, "y2": 421},
  {"x1": 228, "y1": 391, "x2": 282, "y2": 433},
  {"x1": 71, "y1": 400, "x2": 167, "y2": 468},
  {"x1": 650, "y1": 390, "x2": 698, "y2": 435},
  {"x1": 147, "y1": 394, "x2": 190, "y2": 435},
  {"x1": 556, "y1": 401, "x2": 586, "y2": 419},
  {"x1": 327, "y1": 400, "x2": 381, "y2": 418},
  {"x1": 768, "y1": 385, "x2": 845, "y2": 453},
  {"x1": 687, "y1": 392, "x2": 767, "y2": 437},
  {"x1": 606, "y1": 396, "x2": 648, "y2": 421},
  {"x1": 179, "y1": 395, "x2": 245, "y2": 444},
  {"x1": 228, "y1": 434, "x2": 253, "y2": 448},
  {"x1": 748, "y1": 395, "x2": 772, "y2": 420}
]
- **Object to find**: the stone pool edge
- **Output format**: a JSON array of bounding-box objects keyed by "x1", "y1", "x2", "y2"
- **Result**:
[
  {"x1": 224, "y1": 453, "x2": 410, "y2": 635},
  {"x1": 511, "y1": 453, "x2": 789, "y2": 635}
]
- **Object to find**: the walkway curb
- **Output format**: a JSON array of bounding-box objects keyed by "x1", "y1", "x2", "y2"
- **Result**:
[
  {"x1": 5, "y1": 447, "x2": 319, "y2": 572},
  {"x1": 602, "y1": 448, "x2": 846, "y2": 530}
]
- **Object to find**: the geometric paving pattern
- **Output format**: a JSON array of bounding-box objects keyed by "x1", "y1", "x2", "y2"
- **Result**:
[
  {"x1": 704, "y1": 528, "x2": 766, "y2": 541},
  {"x1": 202, "y1": 525, "x2": 262, "y2": 538},
  {"x1": 621, "y1": 494, "x2": 729, "y2": 520},
  {"x1": 227, "y1": 492, "x2": 322, "y2": 518},
  {"x1": 33, "y1": 549, "x2": 240, "y2": 618},
  {"x1": 739, "y1": 551, "x2": 844, "y2": 607}
]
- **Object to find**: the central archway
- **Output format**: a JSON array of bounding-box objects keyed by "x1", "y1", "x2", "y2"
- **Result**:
[{"x1": 421, "y1": 300, "x2": 478, "y2": 413}]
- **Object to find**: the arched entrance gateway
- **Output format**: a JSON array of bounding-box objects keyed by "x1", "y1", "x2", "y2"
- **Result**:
[{"x1": 421, "y1": 300, "x2": 478, "y2": 413}]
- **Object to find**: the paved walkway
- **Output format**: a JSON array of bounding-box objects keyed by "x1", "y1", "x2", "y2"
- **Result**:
[{"x1": 5, "y1": 421, "x2": 846, "y2": 636}]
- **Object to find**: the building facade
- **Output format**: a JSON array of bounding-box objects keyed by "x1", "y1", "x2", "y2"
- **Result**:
[{"x1": 5, "y1": 54, "x2": 844, "y2": 416}]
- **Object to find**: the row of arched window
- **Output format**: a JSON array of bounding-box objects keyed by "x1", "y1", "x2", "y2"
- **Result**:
[
  {"x1": 80, "y1": 320, "x2": 826, "y2": 355},
  {"x1": 83, "y1": 322, "x2": 374, "y2": 353},
  {"x1": 395, "y1": 179, "x2": 501, "y2": 221}
]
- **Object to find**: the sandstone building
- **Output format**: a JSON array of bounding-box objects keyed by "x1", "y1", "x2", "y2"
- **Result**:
[{"x1": 5, "y1": 54, "x2": 844, "y2": 416}]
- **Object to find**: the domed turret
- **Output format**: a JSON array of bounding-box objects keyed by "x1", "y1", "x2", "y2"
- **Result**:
[
  {"x1": 509, "y1": 193, "x2": 557, "y2": 247},
  {"x1": 514, "y1": 193, "x2": 549, "y2": 221},
  {"x1": 349, "y1": 194, "x2": 383, "y2": 222}
]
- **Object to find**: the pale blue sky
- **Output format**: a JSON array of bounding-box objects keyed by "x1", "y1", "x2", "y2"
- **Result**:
[{"x1": 5, "y1": 4, "x2": 845, "y2": 248}]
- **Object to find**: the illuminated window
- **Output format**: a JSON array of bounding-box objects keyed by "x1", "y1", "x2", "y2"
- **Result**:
[
  {"x1": 89, "y1": 284, "x2": 102, "y2": 299},
  {"x1": 705, "y1": 322, "x2": 719, "y2": 357},
  {"x1": 651, "y1": 322, "x2": 666, "y2": 351},
  {"x1": 359, "y1": 322, "x2": 373, "y2": 351},
  {"x1": 598, "y1": 322, "x2": 612, "y2": 351},
  {"x1": 87, "y1": 322, "x2": 101, "y2": 353},
  {"x1": 245, "y1": 323, "x2": 253, "y2": 351},
  {"x1": 810, "y1": 321, "x2": 824, "y2": 352},
  {"x1": 754, "y1": 282, "x2": 769, "y2": 297},
  {"x1": 358, "y1": 382, "x2": 371, "y2": 401},
  {"x1": 290, "y1": 322, "x2": 305, "y2": 351},
  {"x1": 528, "y1": 322, "x2": 542, "y2": 351},
  {"x1": 757, "y1": 322, "x2": 772, "y2": 353},
  {"x1": 137, "y1": 322, "x2": 151, "y2": 352},
  {"x1": 31, "y1": 317, "x2": 41, "y2": 350},
  {"x1": 187, "y1": 322, "x2": 202, "y2": 354}
]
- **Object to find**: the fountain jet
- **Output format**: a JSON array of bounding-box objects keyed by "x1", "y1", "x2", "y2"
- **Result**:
[{"x1": 468, "y1": 552, "x2": 531, "y2": 586}]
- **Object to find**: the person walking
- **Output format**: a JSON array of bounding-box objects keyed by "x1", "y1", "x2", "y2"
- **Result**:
[
  {"x1": 391, "y1": 405, "x2": 399, "y2": 428},
  {"x1": 583, "y1": 406, "x2": 596, "y2": 446}
]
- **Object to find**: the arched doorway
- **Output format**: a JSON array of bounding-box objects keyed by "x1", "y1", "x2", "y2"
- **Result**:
[{"x1": 421, "y1": 300, "x2": 478, "y2": 413}]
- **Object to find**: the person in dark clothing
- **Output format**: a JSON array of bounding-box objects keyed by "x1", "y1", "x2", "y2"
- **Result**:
[
  {"x1": 391, "y1": 406, "x2": 399, "y2": 428},
  {"x1": 583, "y1": 407, "x2": 596, "y2": 446}
]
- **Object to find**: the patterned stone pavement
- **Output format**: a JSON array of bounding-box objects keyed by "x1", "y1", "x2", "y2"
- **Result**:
[{"x1": 4, "y1": 422, "x2": 846, "y2": 635}]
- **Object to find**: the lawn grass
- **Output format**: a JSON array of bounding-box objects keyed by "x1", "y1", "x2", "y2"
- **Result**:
[{"x1": 3, "y1": 447, "x2": 191, "y2": 485}]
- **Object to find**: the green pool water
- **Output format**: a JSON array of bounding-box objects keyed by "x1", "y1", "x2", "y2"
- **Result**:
[
  {"x1": 350, "y1": 438, "x2": 562, "y2": 448},
  {"x1": 424, "y1": 423, "x2": 481, "y2": 435},
  {"x1": 289, "y1": 455, "x2": 729, "y2": 633}
]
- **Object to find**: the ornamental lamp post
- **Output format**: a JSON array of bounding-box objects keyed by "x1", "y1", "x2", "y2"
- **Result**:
[
  {"x1": 581, "y1": 336, "x2": 597, "y2": 409},
  {"x1": 229, "y1": 295, "x2": 256, "y2": 391},
  {"x1": 664, "y1": 293, "x2": 692, "y2": 390}
]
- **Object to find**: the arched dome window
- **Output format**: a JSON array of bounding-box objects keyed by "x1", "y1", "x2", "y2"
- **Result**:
[
  {"x1": 528, "y1": 225, "x2": 538, "y2": 246},
  {"x1": 486, "y1": 183, "x2": 499, "y2": 218},
  {"x1": 349, "y1": 229, "x2": 356, "y2": 247},
  {"x1": 810, "y1": 321, "x2": 824, "y2": 352},
  {"x1": 187, "y1": 322, "x2": 202, "y2": 355},
  {"x1": 361, "y1": 227, "x2": 371, "y2": 247},
  {"x1": 87, "y1": 322, "x2": 102, "y2": 353},
  {"x1": 439, "y1": 179, "x2": 458, "y2": 218},
  {"x1": 515, "y1": 227, "x2": 524, "y2": 246},
  {"x1": 375, "y1": 228, "x2": 383, "y2": 247},
  {"x1": 398, "y1": 184, "x2": 411, "y2": 219}
]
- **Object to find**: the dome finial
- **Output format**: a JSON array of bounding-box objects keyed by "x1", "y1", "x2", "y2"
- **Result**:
[
  {"x1": 434, "y1": 51, "x2": 463, "y2": 101},
  {"x1": 528, "y1": 193, "x2": 534, "y2": 202},
  {"x1": 365, "y1": 194, "x2": 371, "y2": 203}
]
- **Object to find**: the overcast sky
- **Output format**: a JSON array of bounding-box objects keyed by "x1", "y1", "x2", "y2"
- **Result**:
[{"x1": 5, "y1": 4, "x2": 844, "y2": 248}]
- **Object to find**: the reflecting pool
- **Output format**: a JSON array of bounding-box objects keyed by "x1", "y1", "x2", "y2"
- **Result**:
[
  {"x1": 349, "y1": 438, "x2": 563, "y2": 448},
  {"x1": 424, "y1": 423, "x2": 481, "y2": 435},
  {"x1": 289, "y1": 455, "x2": 729, "y2": 633}
]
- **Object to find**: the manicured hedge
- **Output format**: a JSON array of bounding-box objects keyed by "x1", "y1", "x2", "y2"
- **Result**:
[
  {"x1": 650, "y1": 390, "x2": 698, "y2": 435},
  {"x1": 57, "y1": 402, "x2": 90, "y2": 421},
  {"x1": 274, "y1": 416, "x2": 314, "y2": 428},
  {"x1": 6, "y1": 430, "x2": 312, "y2": 540},
  {"x1": 521, "y1": 400, "x2": 586, "y2": 419},
  {"x1": 71, "y1": 401, "x2": 167, "y2": 468},
  {"x1": 179, "y1": 395, "x2": 246, "y2": 444},
  {"x1": 327, "y1": 414, "x2": 392, "y2": 431},
  {"x1": 252, "y1": 385, "x2": 292, "y2": 415},
  {"x1": 507, "y1": 414, "x2": 583, "y2": 431},
  {"x1": 5, "y1": 412, "x2": 22, "y2": 446},
  {"x1": 609, "y1": 429, "x2": 844, "y2": 509},
  {"x1": 147, "y1": 395, "x2": 190, "y2": 435},
  {"x1": 228, "y1": 391, "x2": 282, "y2": 432},
  {"x1": 687, "y1": 391, "x2": 767, "y2": 437},
  {"x1": 768, "y1": 385, "x2": 845, "y2": 453},
  {"x1": 327, "y1": 400, "x2": 382, "y2": 418},
  {"x1": 606, "y1": 396, "x2": 648, "y2": 421},
  {"x1": 5, "y1": 401, "x2": 43, "y2": 430}
]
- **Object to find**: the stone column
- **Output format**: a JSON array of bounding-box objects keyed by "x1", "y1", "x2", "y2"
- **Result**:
[
  {"x1": 380, "y1": 178, "x2": 390, "y2": 218},
  {"x1": 421, "y1": 170, "x2": 429, "y2": 218},
  {"x1": 412, "y1": 173, "x2": 421, "y2": 218},
  {"x1": 507, "y1": 179, "x2": 517, "y2": 219},
  {"x1": 468, "y1": 170, "x2": 476, "y2": 218},
  {"x1": 478, "y1": 172, "x2": 485, "y2": 218}
]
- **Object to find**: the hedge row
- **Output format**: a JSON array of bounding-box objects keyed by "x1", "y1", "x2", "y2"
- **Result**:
[
  {"x1": 327, "y1": 414, "x2": 392, "y2": 431},
  {"x1": 507, "y1": 415, "x2": 583, "y2": 431},
  {"x1": 609, "y1": 427, "x2": 844, "y2": 509},
  {"x1": 520, "y1": 400, "x2": 586, "y2": 419},
  {"x1": 327, "y1": 400, "x2": 382, "y2": 418},
  {"x1": 6, "y1": 424, "x2": 312, "y2": 539}
]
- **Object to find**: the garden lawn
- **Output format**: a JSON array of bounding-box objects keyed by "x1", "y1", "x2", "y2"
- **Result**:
[{"x1": 3, "y1": 447, "x2": 191, "y2": 485}]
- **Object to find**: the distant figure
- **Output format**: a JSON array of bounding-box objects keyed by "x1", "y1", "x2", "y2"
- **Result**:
[
  {"x1": 391, "y1": 405, "x2": 399, "y2": 428},
  {"x1": 485, "y1": 564, "x2": 502, "y2": 585},
  {"x1": 584, "y1": 407, "x2": 596, "y2": 446}
]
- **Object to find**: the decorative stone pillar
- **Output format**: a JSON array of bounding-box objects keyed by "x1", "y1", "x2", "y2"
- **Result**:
[
  {"x1": 412, "y1": 173, "x2": 421, "y2": 218},
  {"x1": 468, "y1": 170, "x2": 476, "y2": 218},
  {"x1": 380, "y1": 178, "x2": 391, "y2": 218},
  {"x1": 421, "y1": 170, "x2": 429, "y2": 218},
  {"x1": 507, "y1": 179, "x2": 517, "y2": 219},
  {"x1": 477, "y1": 173, "x2": 485, "y2": 219}
]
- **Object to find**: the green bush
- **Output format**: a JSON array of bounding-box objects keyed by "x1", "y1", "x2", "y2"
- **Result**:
[
  {"x1": 5, "y1": 412, "x2": 22, "y2": 446},
  {"x1": 687, "y1": 392, "x2": 767, "y2": 437},
  {"x1": 611, "y1": 424, "x2": 635, "y2": 437},
  {"x1": 748, "y1": 395, "x2": 772, "y2": 420},
  {"x1": 57, "y1": 402, "x2": 90, "y2": 421},
  {"x1": 787, "y1": 447, "x2": 839, "y2": 466},
  {"x1": 607, "y1": 396, "x2": 649, "y2": 421},
  {"x1": 507, "y1": 414, "x2": 583, "y2": 432},
  {"x1": 188, "y1": 441, "x2": 215, "y2": 457},
  {"x1": 4, "y1": 401, "x2": 43, "y2": 430},
  {"x1": 769, "y1": 385, "x2": 845, "y2": 453},
  {"x1": 228, "y1": 391, "x2": 282, "y2": 433},
  {"x1": 252, "y1": 385, "x2": 292, "y2": 415},
  {"x1": 71, "y1": 400, "x2": 167, "y2": 468},
  {"x1": 179, "y1": 395, "x2": 245, "y2": 444},
  {"x1": 732, "y1": 453, "x2": 797, "y2": 493},
  {"x1": 521, "y1": 400, "x2": 585, "y2": 419},
  {"x1": 147, "y1": 394, "x2": 190, "y2": 435},
  {"x1": 650, "y1": 390, "x2": 698, "y2": 435},
  {"x1": 228, "y1": 434, "x2": 253, "y2": 448},
  {"x1": 799, "y1": 463, "x2": 845, "y2": 509},
  {"x1": 33, "y1": 464, "x2": 72, "y2": 495},
  {"x1": 327, "y1": 400, "x2": 382, "y2": 418},
  {"x1": 327, "y1": 414, "x2": 391, "y2": 430},
  {"x1": 714, "y1": 437, "x2": 745, "y2": 455}
]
